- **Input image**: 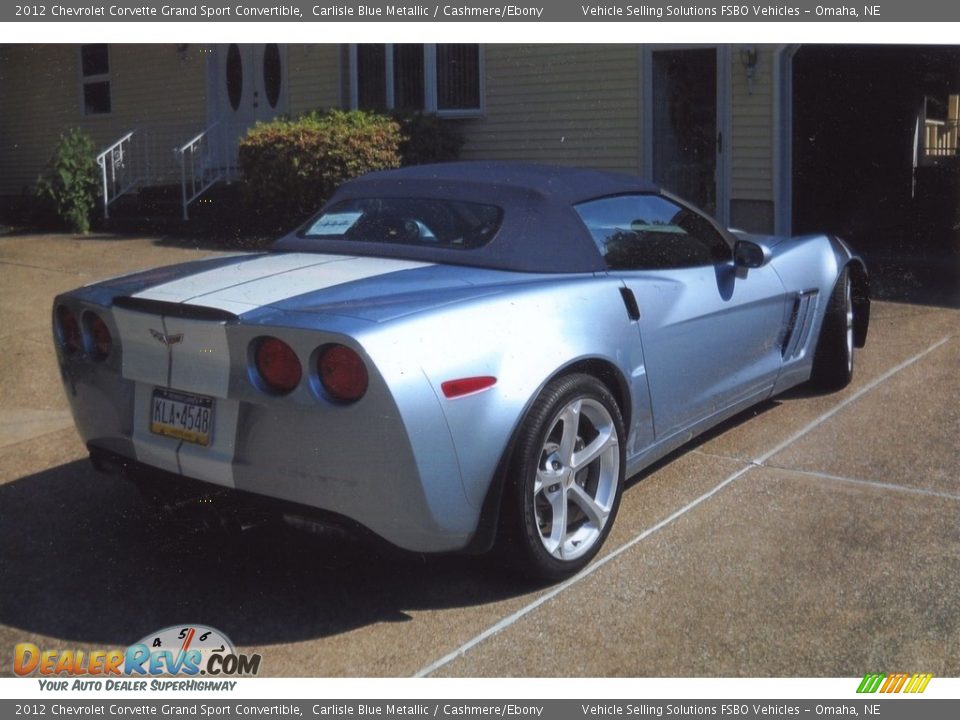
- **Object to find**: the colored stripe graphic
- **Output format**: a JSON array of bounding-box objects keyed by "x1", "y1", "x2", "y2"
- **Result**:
[
  {"x1": 907, "y1": 673, "x2": 934, "y2": 693},
  {"x1": 857, "y1": 673, "x2": 933, "y2": 693},
  {"x1": 881, "y1": 673, "x2": 908, "y2": 693},
  {"x1": 857, "y1": 674, "x2": 885, "y2": 693}
]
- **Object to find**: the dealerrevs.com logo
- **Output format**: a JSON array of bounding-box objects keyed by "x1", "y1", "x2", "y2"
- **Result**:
[{"x1": 14, "y1": 625, "x2": 261, "y2": 686}]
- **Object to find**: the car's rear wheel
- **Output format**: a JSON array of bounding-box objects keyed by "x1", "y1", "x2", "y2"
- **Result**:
[
  {"x1": 501, "y1": 373, "x2": 625, "y2": 580},
  {"x1": 810, "y1": 267, "x2": 854, "y2": 390}
]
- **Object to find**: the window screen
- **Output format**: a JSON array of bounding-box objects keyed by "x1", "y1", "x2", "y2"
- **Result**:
[{"x1": 355, "y1": 44, "x2": 481, "y2": 114}]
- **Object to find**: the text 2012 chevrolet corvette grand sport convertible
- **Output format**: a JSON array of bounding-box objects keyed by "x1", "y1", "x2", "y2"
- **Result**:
[{"x1": 53, "y1": 163, "x2": 869, "y2": 579}]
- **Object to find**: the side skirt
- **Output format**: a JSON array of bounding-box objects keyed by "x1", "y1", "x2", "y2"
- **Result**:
[{"x1": 624, "y1": 388, "x2": 775, "y2": 480}]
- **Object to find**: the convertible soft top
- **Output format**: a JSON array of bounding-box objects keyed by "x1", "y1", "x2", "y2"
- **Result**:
[{"x1": 273, "y1": 162, "x2": 662, "y2": 273}]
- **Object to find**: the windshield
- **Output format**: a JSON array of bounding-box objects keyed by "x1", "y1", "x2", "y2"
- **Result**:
[{"x1": 299, "y1": 197, "x2": 503, "y2": 250}]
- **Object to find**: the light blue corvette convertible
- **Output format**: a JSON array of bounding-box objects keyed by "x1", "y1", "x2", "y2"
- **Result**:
[{"x1": 53, "y1": 163, "x2": 869, "y2": 579}]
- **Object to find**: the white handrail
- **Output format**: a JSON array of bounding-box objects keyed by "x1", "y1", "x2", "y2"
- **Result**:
[
  {"x1": 96, "y1": 129, "x2": 140, "y2": 220},
  {"x1": 177, "y1": 125, "x2": 216, "y2": 155},
  {"x1": 94, "y1": 125, "x2": 229, "y2": 221},
  {"x1": 96, "y1": 130, "x2": 136, "y2": 165},
  {"x1": 175, "y1": 122, "x2": 225, "y2": 221}
]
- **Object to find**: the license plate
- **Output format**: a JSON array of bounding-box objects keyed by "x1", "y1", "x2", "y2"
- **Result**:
[{"x1": 150, "y1": 388, "x2": 214, "y2": 446}]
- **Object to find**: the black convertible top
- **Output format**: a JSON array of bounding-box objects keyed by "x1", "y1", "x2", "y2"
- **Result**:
[{"x1": 273, "y1": 162, "x2": 663, "y2": 273}]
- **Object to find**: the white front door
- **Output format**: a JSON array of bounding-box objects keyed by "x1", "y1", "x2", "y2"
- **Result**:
[{"x1": 213, "y1": 44, "x2": 287, "y2": 164}]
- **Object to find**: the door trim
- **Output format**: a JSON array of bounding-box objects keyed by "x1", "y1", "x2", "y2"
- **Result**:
[
  {"x1": 774, "y1": 44, "x2": 800, "y2": 237},
  {"x1": 641, "y1": 45, "x2": 731, "y2": 227}
]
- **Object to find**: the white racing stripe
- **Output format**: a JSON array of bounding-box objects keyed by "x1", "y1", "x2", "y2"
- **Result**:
[
  {"x1": 122, "y1": 252, "x2": 432, "y2": 487},
  {"x1": 163, "y1": 317, "x2": 236, "y2": 487},
  {"x1": 133, "y1": 253, "x2": 333, "y2": 304},
  {"x1": 166, "y1": 316, "x2": 231, "y2": 398},
  {"x1": 134, "y1": 253, "x2": 432, "y2": 314},
  {"x1": 178, "y1": 398, "x2": 240, "y2": 488},
  {"x1": 113, "y1": 306, "x2": 170, "y2": 388},
  {"x1": 131, "y1": 382, "x2": 182, "y2": 476}
]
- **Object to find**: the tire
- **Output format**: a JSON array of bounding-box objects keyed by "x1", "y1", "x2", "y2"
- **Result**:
[
  {"x1": 500, "y1": 373, "x2": 626, "y2": 581},
  {"x1": 810, "y1": 267, "x2": 854, "y2": 391}
]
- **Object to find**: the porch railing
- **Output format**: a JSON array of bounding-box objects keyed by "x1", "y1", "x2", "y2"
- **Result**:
[
  {"x1": 95, "y1": 124, "x2": 232, "y2": 221},
  {"x1": 176, "y1": 122, "x2": 230, "y2": 221},
  {"x1": 924, "y1": 118, "x2": 959, "y2": 158},
  {"x1": 96, "y1": 130, "x2": 145, "y2": 219}
]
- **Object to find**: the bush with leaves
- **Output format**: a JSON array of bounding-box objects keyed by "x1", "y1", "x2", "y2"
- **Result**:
[
  {"x1": 35, "y1": 129, "x2": 100, "y2": 233},
  {"x1": 238, "y1": 110, "x2": 402, "y2": 231},
  {"x1": 390, "y1": 110, "x2": 465, "y2": 166}
]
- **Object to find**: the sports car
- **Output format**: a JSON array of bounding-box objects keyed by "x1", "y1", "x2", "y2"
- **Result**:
[{"x1": 53, "y1": 162, "x2": 869, "y2": 579}]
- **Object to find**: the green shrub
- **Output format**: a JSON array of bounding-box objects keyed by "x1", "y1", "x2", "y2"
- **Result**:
[
  {"x1": 390, "y1": 111, "x2": 465, "y2": 166},
  {"x1": 238, "y1": 110, "x2": 402, "y2": 230},
  {"x1": 36, "y1": 129, "x2": 100, "y2": 234}
]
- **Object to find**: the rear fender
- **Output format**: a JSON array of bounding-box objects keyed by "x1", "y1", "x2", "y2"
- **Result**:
[
  {"x1": 359, "y1": 276, "x2": 652, "y2": 521},
  {"x1": 459, "y1": 355, "x2": 633, "y2": 554}
]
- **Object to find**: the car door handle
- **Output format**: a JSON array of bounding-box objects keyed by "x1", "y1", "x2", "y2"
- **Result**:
[{"x1": 619, "y1": 287, "x2": 641, "y2": 321}]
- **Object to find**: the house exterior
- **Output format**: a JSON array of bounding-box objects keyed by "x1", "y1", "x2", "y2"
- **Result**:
[{"x1": 1, "y1": 43, "x2": 957, "y2": 238}]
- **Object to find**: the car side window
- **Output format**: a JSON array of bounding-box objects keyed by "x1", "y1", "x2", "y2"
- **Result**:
[{"x1": 574, "y1": 194, "x2": 731, "y2": 271}]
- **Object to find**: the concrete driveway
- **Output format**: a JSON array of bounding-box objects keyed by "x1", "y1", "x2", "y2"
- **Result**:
[{"x1": 1, "y1": 232, "x2": 958, "y2": 677}]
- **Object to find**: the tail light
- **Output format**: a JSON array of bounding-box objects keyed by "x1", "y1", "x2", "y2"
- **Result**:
[
  {"x1": 253, "y1": 337, "x2": 302, "y2": 394},
  {"x1": 83, "y1": 311, "x2": 112, "y2": 360},
  {"x1": 56, "y1": 305, "x2": 81, "y2": 355},
  {"x1": 317, "y1": 344, "x2": 368, "y2": 402}
]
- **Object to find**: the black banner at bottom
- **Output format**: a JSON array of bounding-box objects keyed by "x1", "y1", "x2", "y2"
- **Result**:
[{"x1": 1, "y1": 700, "x2": 957, "y2": 720}]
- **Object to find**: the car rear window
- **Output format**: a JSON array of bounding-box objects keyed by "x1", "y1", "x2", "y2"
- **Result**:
[{"x1": 300, "y1": 197, "x2": 503, "y2": 250}]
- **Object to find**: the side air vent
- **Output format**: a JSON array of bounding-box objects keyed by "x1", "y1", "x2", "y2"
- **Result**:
[
  {"x1": 619, "y1": 287, "x2": 641, "y2": 321},
  {"x1": 112, "y1": 296, "x2": 239, "y2": 322},
  {"x1": 781, "y1": 289, "x2": 819, "y2": 360}
]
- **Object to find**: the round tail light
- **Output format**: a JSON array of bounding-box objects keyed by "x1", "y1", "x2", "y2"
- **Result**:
[
  {"x1": 56, "y1": 305, "x2": 81, "y2": 355},
  {"x1": 317, "y1": 344, "x2": 368, "y2": 402},
  {"x1": 83, "y1": 312, "x2": 112, "y2": 360},
  {"x1": 253, "y1": 337, "x2": 302, "y2": 394}
]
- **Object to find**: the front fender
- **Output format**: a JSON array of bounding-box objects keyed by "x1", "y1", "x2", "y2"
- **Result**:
[
  {"x1": 767, "y1": 234, "x2": 870, "y2": 393},
  {"x1": 831, "y1": 237, "x2": 870, "y2": 348}
]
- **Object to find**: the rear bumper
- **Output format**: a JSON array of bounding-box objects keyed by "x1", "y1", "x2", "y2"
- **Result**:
[
  {"x1": 89, "y1": 445, "x2": 386, "y2": 546},
  {"x1": 84, "y1": 430, "x2": 473, "y2": 554}
]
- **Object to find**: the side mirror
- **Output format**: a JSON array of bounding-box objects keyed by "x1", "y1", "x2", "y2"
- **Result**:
[{"x1": 733, "y1": 239, "x2": 771, "y2": 269}]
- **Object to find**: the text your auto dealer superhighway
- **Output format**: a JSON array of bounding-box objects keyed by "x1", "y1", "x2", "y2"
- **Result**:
[{"x1": 49, "y1": 4, "x2": 303, "y2": 17}]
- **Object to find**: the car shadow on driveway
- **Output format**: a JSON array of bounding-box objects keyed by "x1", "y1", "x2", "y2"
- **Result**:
[
  {"x1": 0, "y1": 398, "x2": 789, "y2": 650},
  {"x1": 0, "y1": 458, "x2": 545, "y2": 648}
]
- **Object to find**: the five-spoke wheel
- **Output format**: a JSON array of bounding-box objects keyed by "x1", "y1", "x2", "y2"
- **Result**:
[{"x1": 503, "y1": 373, "x2": 625, "y2": 580}]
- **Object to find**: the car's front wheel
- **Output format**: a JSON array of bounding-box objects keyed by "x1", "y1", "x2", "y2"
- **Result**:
[{"x1": 502, "y1": 373, "x2": 625, "y2": 581}]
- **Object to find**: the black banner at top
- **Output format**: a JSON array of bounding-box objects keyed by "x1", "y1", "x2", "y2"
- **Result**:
[{"x1": 4, "y1": 0, "x2": 960, "y2": 22}]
